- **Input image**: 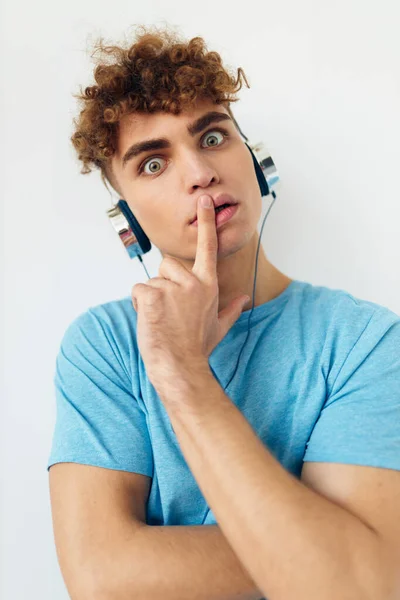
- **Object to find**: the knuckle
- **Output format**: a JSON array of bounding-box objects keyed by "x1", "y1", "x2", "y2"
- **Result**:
[
  {"x1": 148, "y1": 284, "x2": 163, "y2": 296},
  {"x1": 144, "y1": 288, "x2": 161, "y2": 306},
  {"x1": 132, "y1": 283, "x2": 146, "y2": 296},
  {"x1": 185, "y1": 276, "x2": 198, "y2": 292}
]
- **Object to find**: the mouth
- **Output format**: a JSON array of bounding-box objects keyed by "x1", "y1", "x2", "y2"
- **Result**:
[
  {"x1": 189, "y1": 194, "x2": 239, "y2": 225},
  {"x1": 190, "y1": 202, "x2": 239, "y2": 228}
]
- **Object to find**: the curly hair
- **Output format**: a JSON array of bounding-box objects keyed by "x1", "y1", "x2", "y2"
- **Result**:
[{"x1": 70, "y1": 24, "x2": 251, "y2": 194}]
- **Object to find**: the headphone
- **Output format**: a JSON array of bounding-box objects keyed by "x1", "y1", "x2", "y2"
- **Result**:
[
  {"x1": 106, "y1": 114, "x2": 280, "y2": 527},
  {"x1": 106, "y1": 114, "x2": 279, "y2": 264}
]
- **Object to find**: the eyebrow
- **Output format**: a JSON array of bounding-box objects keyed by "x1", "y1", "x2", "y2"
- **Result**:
[{"x1": 121, "y1": 111, "x2": 232, "y2": 169}]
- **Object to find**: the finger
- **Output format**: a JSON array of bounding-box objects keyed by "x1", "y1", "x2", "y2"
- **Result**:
[
  {"x1": 131, "y1": 282, "x2": 148, "y2": 312},
  {"x1": 192, "y1": 194, "x2": 218, "y2": 284},
  {"x1": 143, "y1": 277, "x2": 179, "y2": 291},
  {"x1": 158, "y1": 256, "x2": 194, "y2": 286},
  {"x1": 131, "y1": 279, "x2": 178, "y2": 311}
]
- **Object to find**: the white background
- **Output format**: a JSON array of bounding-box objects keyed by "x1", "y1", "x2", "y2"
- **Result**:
[{"x1": 1, "y1": 1, "x2": 400, "y2": 598}]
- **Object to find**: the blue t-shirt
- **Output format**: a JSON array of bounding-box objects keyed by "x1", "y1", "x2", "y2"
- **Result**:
[{"x1": 47, "y1": 279, "x2": 400, "y2": 526}]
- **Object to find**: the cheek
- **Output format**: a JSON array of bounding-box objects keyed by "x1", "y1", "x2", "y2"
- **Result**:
[
  {"x1": 230, "y1": 150, "x2": 262, "y2": 203},
  {"x1": 134, "y1": 199, "x2": 177, "y2": 246},
  {"x1": 231, "y1": 144, "x2": 257, "y2": 183},
  {"x1": 125, "y1": 190, "x2": 162, "y2": 227}
]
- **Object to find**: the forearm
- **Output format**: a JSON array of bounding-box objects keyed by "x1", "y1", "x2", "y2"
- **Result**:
[
  {"x1": 98, "y1": 523, "x2": 264, "y2": 600},
  {"x1": 157, "y1": 371, "x2": 388, "y2": 600}
]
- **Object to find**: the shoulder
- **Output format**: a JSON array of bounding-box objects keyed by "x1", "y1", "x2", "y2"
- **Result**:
[
  {"x1": 56, "y1": 295, "x2": 139, "y2": 380},
  {"x1": 291, "y1": 281, "x2": 400, "y2": 382},
  {"x1": 294, "y1": 279, "x2": 400, "y2": 339},
  {"x1": 295, "y1": 279, "x2": 397, "y2": 318},
  {"x1": 60, "y1": 294, "x2": 136, "y2": 347}
]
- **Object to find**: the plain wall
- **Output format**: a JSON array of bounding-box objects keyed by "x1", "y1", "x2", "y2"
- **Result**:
[{"x1": 2, "y1": 1, "x2": 400, "y2": 598}]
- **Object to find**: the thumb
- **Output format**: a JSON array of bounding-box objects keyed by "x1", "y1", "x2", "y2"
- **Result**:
[{"x1": 217, "y1": 295, "x2": 250, "y2": 333}]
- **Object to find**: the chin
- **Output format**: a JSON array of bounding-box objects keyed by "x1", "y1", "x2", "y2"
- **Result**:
[{"x1": 219, "y1": 230, "x2": 254, "y2": 260}]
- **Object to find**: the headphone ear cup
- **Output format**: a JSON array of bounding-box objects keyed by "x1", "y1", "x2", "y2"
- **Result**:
[
  {"x1": 245, "y1": 141, "x2": 280, "y2": 197},
  {"x1": 246, "y1": 143, "x2": 270, "y2": 196},
  {"x1": 225, "y1": 106, "x2": 279, "y2": 196},
  {"x1": 106, "y1": 200, "x2": 152, "y2": 259}
]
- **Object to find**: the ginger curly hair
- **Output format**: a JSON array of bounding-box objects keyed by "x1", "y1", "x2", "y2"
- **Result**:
[{"x1": 70, "y1": 24, "x2": 251, "y2": 194}]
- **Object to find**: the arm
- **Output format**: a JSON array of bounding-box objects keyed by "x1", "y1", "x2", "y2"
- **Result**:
[
  {"x1": 119, "y1": 525, "x2": 264, "y2": 600},
  {"x1": 155, "y1": 369, "x2": 399, "y2": 600},
  {"x1": 49, "y1": 462, "x2": 264, "y2": 600}
]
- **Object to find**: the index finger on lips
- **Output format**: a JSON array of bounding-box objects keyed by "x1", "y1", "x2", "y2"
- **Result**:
[{"x1": 191, "y1": 194, "x2": 218, "y2": 284}]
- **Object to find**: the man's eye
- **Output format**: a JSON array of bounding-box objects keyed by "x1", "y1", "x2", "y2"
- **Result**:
[
  {"x1": 138, "y1": 128, "x2": 229, "y2": 177},
  {"x1": 139, "y1": 156, "x2": 166, "y2": 176},
  {"x1": 201, "y1": 129, "x2": 227, "y2": 148}
]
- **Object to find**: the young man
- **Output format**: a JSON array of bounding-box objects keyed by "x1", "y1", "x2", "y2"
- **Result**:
[{"x1": 48, "y1": 26, "x2": 400, "y2": 600}]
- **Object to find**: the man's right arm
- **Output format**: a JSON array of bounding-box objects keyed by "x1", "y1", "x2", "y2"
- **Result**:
[{"x1": 49, "y1": 462, "x2": 263, "y2": 600}]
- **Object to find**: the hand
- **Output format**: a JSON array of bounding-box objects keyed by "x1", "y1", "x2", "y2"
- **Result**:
[{"x1": 131, "y1": 194, "x2": 250, "y2": 391}]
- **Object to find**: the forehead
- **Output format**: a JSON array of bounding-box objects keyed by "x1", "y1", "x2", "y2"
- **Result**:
[{"x1": 116, "y1": 98, "x2": 230, "y2": 156}]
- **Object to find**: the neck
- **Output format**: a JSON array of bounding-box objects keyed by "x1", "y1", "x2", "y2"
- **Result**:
[
  {"x1": 215, "y1": 231, "x2": 293, "y2": 314},
  {"x1": 162, "y1": 231, "x2": 293, "y2": 314}
]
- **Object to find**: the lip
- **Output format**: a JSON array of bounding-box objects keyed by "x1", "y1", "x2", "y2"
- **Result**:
[
  {"x1": 189, "y1": 193, "x2": 238, "y2": 225},
  {"x1": 191, "y1": 203, "x2": 239, "y2": 228}
]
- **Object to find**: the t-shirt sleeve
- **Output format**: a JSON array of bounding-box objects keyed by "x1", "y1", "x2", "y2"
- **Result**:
[
  {"x1": 303, "y1": 306, "x2": 400, "y2": 471},
  {"x1": 47, "y1": 309, "x2": 153, "y2": 476}
]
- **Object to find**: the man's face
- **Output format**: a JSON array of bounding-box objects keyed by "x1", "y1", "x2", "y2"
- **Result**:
[{"x1": 111, "y1": 98, "x2": 262, "y2": 262}]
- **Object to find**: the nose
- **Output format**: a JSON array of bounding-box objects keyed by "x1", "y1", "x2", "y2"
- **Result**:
[{"x1": 182, "y1": 151, "x2": 220, "y2": 192}]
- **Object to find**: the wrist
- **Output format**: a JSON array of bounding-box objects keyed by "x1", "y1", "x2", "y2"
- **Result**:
[{"x1": 153, "y1": 360, "x2": 216, "y2": 406}]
